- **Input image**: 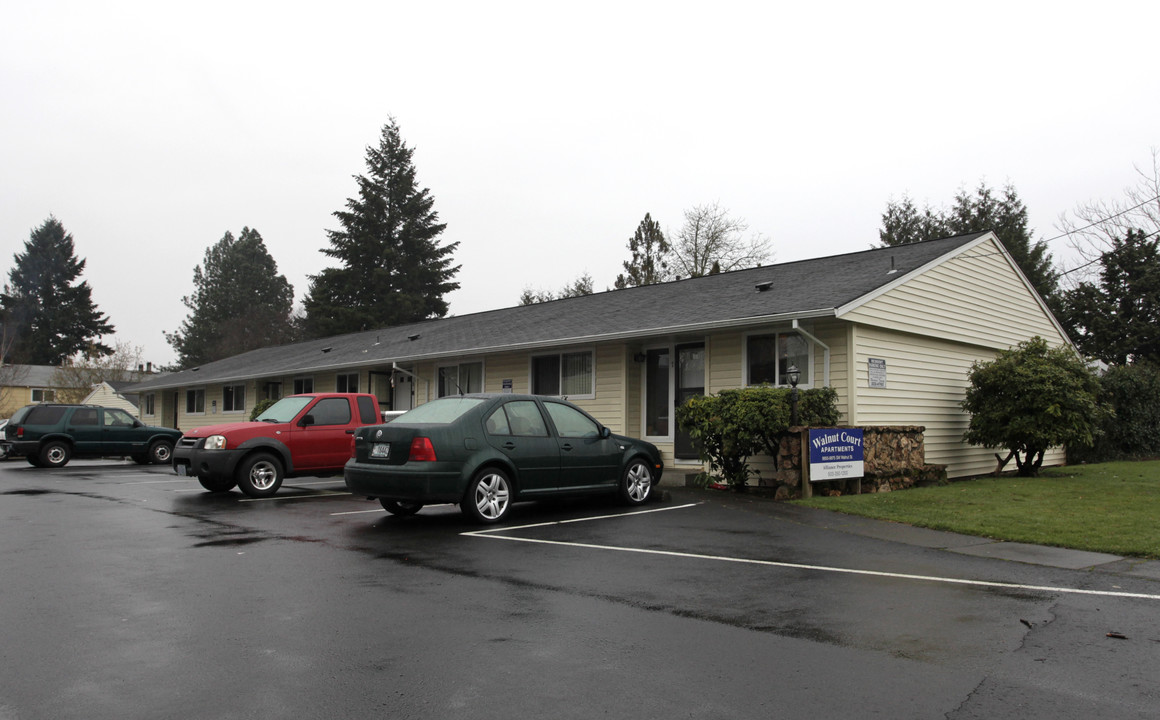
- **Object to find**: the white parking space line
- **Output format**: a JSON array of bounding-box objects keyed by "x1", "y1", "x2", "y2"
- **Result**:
[
  {"x1": 465, "y1": 504, "x2": 1160, "y2": 602},
  {"x1": 238, "y1": 492, "x2": 352, "y2": 503},
  {"x1": 118, "y1": 478, "x2": 189, "y2": 485},
  {"x1": 286, "y1": 480, "x2": 346, "y2": 487}
]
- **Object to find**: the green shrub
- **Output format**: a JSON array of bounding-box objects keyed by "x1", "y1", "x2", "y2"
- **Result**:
[
  {"x1": 250, "y1": 398, "x2": 277, "y2": 421},
  {"x1": 1070, "y1": 362, "x2": 1160, "y2": 463},
  {"x1": 676, "y1": 385, "x2": 840, "y2": 490}
]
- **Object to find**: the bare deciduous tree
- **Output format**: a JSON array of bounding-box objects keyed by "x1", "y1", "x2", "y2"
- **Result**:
[
  {"x1": 669, "y1": 202, "x2": 771, "y2": 278},
  {"x1": 50, "y1": 341, "x2": 146, "y2": 404},
  {"x1": 1056, "y1": 148, "x2": 1160, "y2": 287}
]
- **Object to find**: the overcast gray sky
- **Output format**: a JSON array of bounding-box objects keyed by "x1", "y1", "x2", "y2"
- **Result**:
[{"x1": 3, "y1": 0, "x2": 1157, "y2": 367}]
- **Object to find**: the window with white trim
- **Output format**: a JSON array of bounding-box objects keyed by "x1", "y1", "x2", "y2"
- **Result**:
[
  {"x1": 438, "y1": 361, "x2": 483, "y2": 397},
  {"x1": 336, "y1": 373, "x2": 359, "y2": 393},
  {"x1": 746, "y1": 332, "x2": 810, "y2": 387},
  {"x1": 144, "y1": 393, "x2": 156, "y2": 416},
  {"x1": 31, "y1": 388, "x2": 56, "y2": 403},
  {"x1": 293, "y1": 377, "x2": 314, "y2": 394},
  {"x1": 531, "y1": 351, "x2": 593, "y2": 397},
  {"x1": 186, "y1": 388, "x2": 206, "y2": 414},
  {"x1": 222, "y1": 384, "x2": 246, "y2": 413}
]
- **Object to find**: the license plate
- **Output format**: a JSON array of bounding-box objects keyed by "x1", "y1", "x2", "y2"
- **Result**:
[
  {"x1": 175, "y1": 464, "x2": 189, "y2": 476},
  {"x1": 370, "y1": 443, "x2": 391, "y2": 459}
]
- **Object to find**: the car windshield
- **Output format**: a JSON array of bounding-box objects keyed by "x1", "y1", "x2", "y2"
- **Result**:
[
  {"x1": 396, "y1": 397, "x2": 485, "y2": 424},
  {"x1": 254, "y1": 397, "x2": 313, "y2": 423}
]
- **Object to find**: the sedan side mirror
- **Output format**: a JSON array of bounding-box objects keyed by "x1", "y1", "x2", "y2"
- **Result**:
[{"x1": 600, "y1": 426, "x2": 611, "y2": 439}]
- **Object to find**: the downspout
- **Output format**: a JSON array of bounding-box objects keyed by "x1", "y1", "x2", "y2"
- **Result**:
[
  {"x1": 793, "y1": 319, "x2": 830, "y2": 387},
  {"x1": 392, "y1": 362, "x2": 431, "y2": 404}
]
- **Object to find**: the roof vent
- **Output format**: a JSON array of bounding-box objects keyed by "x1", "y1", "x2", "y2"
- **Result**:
[
  {"x1": 887, "y1": 257, "x2": 898, "y2": 274},
  {"x1": 321, "y1": 347, "x2": 332, "y2": 353},
  {"x1": 408, "y1": 333, "x2": 421, "y2": 341},
  {"x1": 755, "y1": 281, "x2": 773, "y2": 292}
]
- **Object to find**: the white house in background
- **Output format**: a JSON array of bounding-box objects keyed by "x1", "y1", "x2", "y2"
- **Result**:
[
  {"x1": 125, "y1": 232, "x2": 1075, "y2": 479},
  {"x1": 81, "y1": 381, "x2": 142, "y2": 418}
]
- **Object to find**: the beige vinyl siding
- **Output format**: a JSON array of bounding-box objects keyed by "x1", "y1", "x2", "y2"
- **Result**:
[
  {"x1": 80, "y1": 384, "x2": 140, "y2": 418},
  {"x1": 852, "y1": 325, "x2": 1064, "y2": 478},
  {"x1": 842, "y1": 237, "x2": 1069, "y2": 351}
]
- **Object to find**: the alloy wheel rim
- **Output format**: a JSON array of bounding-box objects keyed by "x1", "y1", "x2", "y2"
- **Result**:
[
  {"x1": 251, "y1": 462, "x2": 277, "y2": 490},
  {"x1": 475, "y1": 474, "x2": 510, "y2": 520},
  {"x1": 627, "y1": 463, "x2": 651, "y2": 501}
]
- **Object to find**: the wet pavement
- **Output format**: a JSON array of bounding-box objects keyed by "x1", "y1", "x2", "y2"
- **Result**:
[{"x1": 1, "y1": 460, "x2": 1159, "y2": 719}]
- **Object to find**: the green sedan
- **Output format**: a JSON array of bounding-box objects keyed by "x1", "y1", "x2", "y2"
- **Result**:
[{"x1": 344, "y1": 394, "x2": 664, "y2": 523}]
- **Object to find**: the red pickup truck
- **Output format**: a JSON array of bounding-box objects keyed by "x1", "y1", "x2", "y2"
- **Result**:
[{"x1": 173, "y1": 393, "x2": 382, "y2": 498}]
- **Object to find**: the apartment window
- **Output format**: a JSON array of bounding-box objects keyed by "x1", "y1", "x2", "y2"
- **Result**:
[
  {"x1": 222, "y1": 384, "x2": 246, "y2": 413},
  {"x1": 143, "y1": 393, "x2": 156, "y2": 416},
  {"x1": 438, "y1": 362, "x2": 483, "y2": 397},
  {"x1": 31, "y1": 388, "x2": 56, "y2": 403},
  {"x1": 746, "y1": 332, "x2": 810, "y2": 387},
  {"x1": 336, "y1": 373, "x2": 359, "y2": 393},
  {"x1": 531, "y1": 351, "x2": 593, "y2": 397},
  {"x1": 293, "y1": 377, "x2": 314, "y2": 394},
  {"x1": 186, "y1": 388, "x2": 206, "y2": 414}
]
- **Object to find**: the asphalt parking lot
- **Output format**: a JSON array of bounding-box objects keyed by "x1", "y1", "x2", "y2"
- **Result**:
[{"x1": 2, "y1": 459, "x2": 1159, "y2": 719}]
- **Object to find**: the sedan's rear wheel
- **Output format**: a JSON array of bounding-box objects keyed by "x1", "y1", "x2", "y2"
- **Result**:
[
  {"x1": 380, "y1": 499, "x2": 424, "y2": 516},
  {"x1": 619, "y1": 459, "x2": 653, "y2": 505},
  {"x1": 236, "y1": 452, "x2": 283, "y2": 498},
  {"x1": 462, "y1": 468, "x2": 512, "y2": 524}
]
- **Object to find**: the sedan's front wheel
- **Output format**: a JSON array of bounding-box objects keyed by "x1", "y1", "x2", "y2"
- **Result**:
[
  {"x1": 462, "y1": 468, "x2": 512, "y2": 524},
  {"x1": 619, "y1": 459, "x2": 653, "y2": 505}
]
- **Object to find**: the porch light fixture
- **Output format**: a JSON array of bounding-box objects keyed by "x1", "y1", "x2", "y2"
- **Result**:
[
  {"x1": 633, "y1": 353, "x2": 647, "y2": 363},
  {"x1": 787, "y1": 364, "x2": 800, "y2": 427}
]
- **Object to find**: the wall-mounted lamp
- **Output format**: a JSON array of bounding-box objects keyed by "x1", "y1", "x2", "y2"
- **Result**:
[
  {"x1": 787, "y1": 364, "x2": 800, "y2": 427},
  {"x1": 211, "y1": 400, "x2": 218, "y2": 414},
  {"x1": 633, "y1": 353, "x2": 647, "y2": 363}
]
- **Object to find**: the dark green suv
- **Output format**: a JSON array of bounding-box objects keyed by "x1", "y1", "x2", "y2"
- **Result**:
[{"x1": 4, "y1": 404, "x2": 183, "y2": 468}]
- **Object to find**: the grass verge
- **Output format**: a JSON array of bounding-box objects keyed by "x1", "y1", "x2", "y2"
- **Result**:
[{"x1": 792, "y1": 461, "x2": 1160, "y2": 559}]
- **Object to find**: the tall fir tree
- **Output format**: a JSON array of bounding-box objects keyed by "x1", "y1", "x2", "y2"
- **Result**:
[
  {"x1": 303, "y1": 118, "x2": 459, "y2": 338},
  {"x1": 1, "y1": 217, "x2": 114, "y2": 364},
  {"x1": 1058, "y1": 229, "x2": 1160, "y2": 365},
  {"x1": 165, "y1": 227, "x2": 296, "y2": 368},
  {"x1": 878, "y1": 182, "x2": 1058, "y2": 302},
  {"x1": 614, "y1": 213, "x2": 670, "y2": 289}
]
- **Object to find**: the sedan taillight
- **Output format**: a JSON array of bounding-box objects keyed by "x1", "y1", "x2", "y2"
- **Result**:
[{"x1": 408, "y1": 437, "x2": 437, "y2": 462}]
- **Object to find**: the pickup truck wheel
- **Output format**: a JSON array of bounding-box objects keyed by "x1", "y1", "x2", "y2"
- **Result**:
[
  {"x1": 198, "y1": 475, "x2": 237, "y2": 493},
  {"x1": 462, "y1": 468, "x2": 512, "y2": 524},
  {"x1": 40, "y1": 441, "x2": 71, "y2": 468},
  {"x1": 148, "y1": 440, "x2": 174, "y2": 464},
  {"x1": 236, "y1": 452, "x2": 283, "y2": 498},
  {"x1": 380, "y1": 499, "x2": 424, "y2": 516}
]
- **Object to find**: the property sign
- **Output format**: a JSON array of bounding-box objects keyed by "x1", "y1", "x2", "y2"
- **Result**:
[
  {"x1": 808, "y1": 428, "x2": 865, "y2": 482},
  {"x1": 868, "y1": 358, "x2": 887, "y2": 388},
  {"x1": 502, "y1": 379, "x2": 513, "y2": 393}
]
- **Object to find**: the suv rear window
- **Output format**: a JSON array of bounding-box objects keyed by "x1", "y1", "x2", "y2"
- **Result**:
[{"x1": 24, "y1": 406, "x2": 68, "y2": 425}]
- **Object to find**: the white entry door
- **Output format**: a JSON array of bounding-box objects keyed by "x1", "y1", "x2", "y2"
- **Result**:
[{"x1": 393, "y1": 373, "x2": 414, "y2": 411}]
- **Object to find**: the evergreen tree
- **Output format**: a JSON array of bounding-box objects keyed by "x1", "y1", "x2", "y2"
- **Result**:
[
  {"x1": 0, "y1": 217, "x2": 114, "y2": 364},
  {"x1": 878, "y1": 182, "x2": 1058, "y2": 302},
  {"x1": 614, "y1": 213, "x2": 670, "y2": 289},
  {"x1": 303, "y1": 118, "x2": 460, "y2": 338},
  {"x1": 1058, "y1": 229, "x2": 1160, "y2": 365},
  {"x1": 165, "y1": 227, "x2": 295, "y2": 368}
]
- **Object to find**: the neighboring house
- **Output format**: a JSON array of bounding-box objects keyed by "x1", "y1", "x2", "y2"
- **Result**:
[
  {"x1": 81, "y1": 381, "x2": 142, "y2": 418},
  {"x1": 0, "y1": 365, "x2": 87, "y2": 418},
  {"x1": 124, "y1": 232, "x2": 1074, "y2": 479}
]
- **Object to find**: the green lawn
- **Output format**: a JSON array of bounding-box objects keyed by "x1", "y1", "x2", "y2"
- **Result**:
[{"x1": 793, "y1": 461, "x2": 1160, "y2": 559}]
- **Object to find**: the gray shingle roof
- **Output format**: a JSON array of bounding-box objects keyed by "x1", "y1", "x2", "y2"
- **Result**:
[{"x1": 127, "y1": 232, "x2": 989, "y2": 392}]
